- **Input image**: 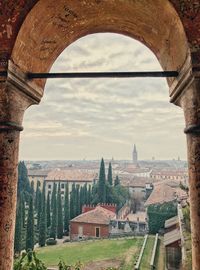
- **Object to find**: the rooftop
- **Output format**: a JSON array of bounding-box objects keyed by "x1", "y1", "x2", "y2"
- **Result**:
[
  {"x1": 71, "y1": 205, "x2": 116, "y2": 225},
  {"x1": 45, "y1": 169, "x2": 97, "y2": 182},
  {"x1": 164, "y1": 229, "x2": 181, "y2": 246},
  {"x1": 144, "y1": 183, "x2": 176, "y2": 207},
  {"x1": 165, "y1": 216, "x2": 179, "y2": 229}
]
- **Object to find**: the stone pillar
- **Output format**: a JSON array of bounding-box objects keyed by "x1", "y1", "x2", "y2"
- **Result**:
[
  {"x1": 0, "y1": 61, "x2": 42, "y2": 270},
  {"x1": 170, "y1": 57, "x2": 200, "y2": 270}
]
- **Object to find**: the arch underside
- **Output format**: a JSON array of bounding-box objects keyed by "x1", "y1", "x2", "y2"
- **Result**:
[{"x1": 11, "y1": 0, "x2": 188, "y2": 89}]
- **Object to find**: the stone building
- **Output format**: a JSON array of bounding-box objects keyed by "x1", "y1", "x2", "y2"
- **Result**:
[
  {"x1": 45, "y1": 169, "x2": 97, "y2": 198},
  {"x1": 28, "y1": 169, "x2": 49, "y2": 190}
]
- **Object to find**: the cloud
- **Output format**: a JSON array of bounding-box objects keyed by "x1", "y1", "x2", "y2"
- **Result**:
[{"x1": 20, "y1": 33, "x2": 186, "y2": 160}]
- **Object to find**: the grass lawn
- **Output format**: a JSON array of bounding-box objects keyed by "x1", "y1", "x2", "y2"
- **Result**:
[
  {"x1": 140, "y1": 235, "x2": 155, "y2": 270},
  {"x1": 36, "y1": 237, "x2": 143, "y2": 267}
]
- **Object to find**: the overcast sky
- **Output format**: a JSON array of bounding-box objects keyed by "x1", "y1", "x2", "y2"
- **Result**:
[{"x1": 19, "y1": 33, "x2": 187, "y2": 161}]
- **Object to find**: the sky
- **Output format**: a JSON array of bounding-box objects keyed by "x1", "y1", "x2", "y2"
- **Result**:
[{"x1": 19, "y1": 33, "x2": 187, "y2": 161}]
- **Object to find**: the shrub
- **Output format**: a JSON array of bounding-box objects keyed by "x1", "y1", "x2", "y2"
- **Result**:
[
  {"x1": 14, "y1": 251, "x2": 47, "y2": 270},
  {"x1": 46, "y1": 238, "x2": 57, "y2": 246}
]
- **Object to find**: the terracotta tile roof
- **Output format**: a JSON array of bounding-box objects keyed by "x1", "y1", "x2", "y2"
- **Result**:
[
  {"x1": 71, "y1": 206, "x2": 116, "y2": 225},
  {"x1": 144, "y1": 183, "x2": 176, "y2": 207},
  {"x1": 45, "y1": 169, "x2": 97, "y2": 182},
  {"x1": 164, "y1": 229, "x2": 181, "y2": 246},
  {"x1": 165, "y1": 216, "x2": 179, "y2": 229}
]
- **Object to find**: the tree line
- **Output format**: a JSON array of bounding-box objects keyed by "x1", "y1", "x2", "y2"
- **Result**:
[{"x1": 14, "y1": 159, "x2": 129, "y2": 255}]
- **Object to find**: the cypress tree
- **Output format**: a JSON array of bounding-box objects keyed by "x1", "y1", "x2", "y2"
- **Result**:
[
  {"x1": 70, "y1": 183, "x2": 76, "y2": 219},
  {"x1": 114, "y1": 175, "x2": 120, "y2": 186},
  {"x1": 21, "y1": 193, "x2": 25, "y2": 228},
  {"x1": 107, "y1": 162, "x2": 113, "y2": 185},
  {"x1": 51, "y1": 182, "x2": 57, "y2": 210},
  {"x1": 64, "y1": 183, "x2": 70, "y2": 233},
  {"x1": 50, "y1": 184, "x2": 57, "y2": 239},
  {"x1": 75, "y1": 185, "x2": 80, "y2": 215},
  {"x1": 57, "y1": 182, "x2": 63, "y2": 239},
  {"x1": 26, "y1": 196, "x2": 34, "y2": 251},
  {"x1": 39, "y1": 184, "x2": 46, "y2": 247},
  {"x1": 87, "y1": 185, "x2": 92, "y2": 204},
  {"x1": 14, "y1": 199, "x2": 23, "y2": 255},
  {"x1": 37, "y1": 188, "x2": 42, "y2": 229},
  {"x1": 30, "y1": 180, "x2": 34, "y2": 195},
  {"x1": 35, "y1": 180, "x2": 40, "y2": 210},
  {"x1": 98, "y1": 158, "x2": 106, "y2": 203},
  {"x1": 18, "y1": 161, "x2": 31, "y2": 201},
  {"x1": 46, "y1": 192, "x2": 51, "y2": 228}
]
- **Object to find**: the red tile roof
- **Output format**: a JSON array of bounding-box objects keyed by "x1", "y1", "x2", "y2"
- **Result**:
[
  {"x1": 71, "y1": 206, "x2": 116, "y2": 225},
  {"x1": 144, "y1": 183, "x2": 176, "y2": 207},
  {"x1": 46, "y1": 169, "x2": 97, "y2": 182}
]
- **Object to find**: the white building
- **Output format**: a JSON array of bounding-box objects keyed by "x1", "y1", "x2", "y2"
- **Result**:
[{"x1": 44, "y1": 169, "x2": 97, "y2": 198}]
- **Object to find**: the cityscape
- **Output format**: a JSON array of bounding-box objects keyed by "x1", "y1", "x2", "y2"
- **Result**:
[
  {"x1": 13, "y1": 145, "x2": 190, "y2": 269},
  {"x1": 1, "y1": 2, "x2": 197, "y2": 270}
]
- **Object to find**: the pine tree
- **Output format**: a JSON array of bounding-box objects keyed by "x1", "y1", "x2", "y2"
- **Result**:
[
  {"x1": 114, "y1": 175, "x2": 120, "y2": 186},
  {"x1": 39, "y1": 184, "x2": 46, "y2": 247},
  {"x1": 26, "y1": 196, "x2": 34, "y2": 251},
  {"x1": 64, "y1": 183, "x2": 70, "y2": 233},
  {"x1": 57, "y1": 182, "x2": 63, "y2": 239},
  {"x1": 14, "y1": 199, "x2": 23, "y2": 255},
  {"x1": 50, "y1": 184, "x2": 57, "y2": 239},
  {"x1": 98, "y1": 158, "x2": 106, "y2": 203},
  {"x1": 46, "y1": 192, "x2": 51, "y2": 228},
  {"x1": 107, "y1": 162, "x2": 113, "y2": 185}
]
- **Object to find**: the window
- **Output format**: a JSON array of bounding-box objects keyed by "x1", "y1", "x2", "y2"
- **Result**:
[
  {"x1": 61, "y1": 183, "x2": 65, "y2": 189},
  {"x1": 48, "y1": 184, "x2": 51, "y2": 189}
]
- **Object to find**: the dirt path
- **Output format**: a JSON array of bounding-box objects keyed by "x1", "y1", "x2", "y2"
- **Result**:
[
  {"x1": 83, "y1": 259, "x2": 121, "y2": 270},
  {"x1": 155, "y1": 237, "x2": 165, "y2": 270}
]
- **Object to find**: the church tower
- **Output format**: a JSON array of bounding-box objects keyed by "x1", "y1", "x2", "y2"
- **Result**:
[{"x1": 132, "y1": 144, "x2": 138, "y2": 164}]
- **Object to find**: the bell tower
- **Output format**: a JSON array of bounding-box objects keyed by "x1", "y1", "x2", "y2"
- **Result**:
[{"x1": 132, "y1": 144, "x2": 138, "y2": 165}]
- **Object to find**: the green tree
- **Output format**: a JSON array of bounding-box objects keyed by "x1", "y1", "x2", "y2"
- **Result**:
[
  {"x1": 21, "y1": 193, "x2": 26, "y2": 228},
  {"x1": 26, "y1": 196, "x2": 34, "y2": 251},
  {"x1": 76, "y1": 185, "x2": 80, "y2": 215},
  {"x1": 18, "y1": 161, "x2": 31, "y2": 200},
  {"x1": 14, "y1": 198, "x2": 23, "y2": 255},
  {"x1": 57, "y1": 182, "x2": 63, "y2": 239},
  {"x1": 147, "y1": 202, "x2": 177, "y2": 234},
  {"x1": 114, "y1": 175, "x2": 120, "y2": 186},
  {"x1": 107, "y1": 162, "x2": 113, "y2": 186},
  {"x1": 51, "y1": 182, "x2": 57, "y2": 210},
  {"x1": 35, "y1": 180, "x2": 40, "y2": 211},
  {"x1": 46, "y1": 192, "x2": 51, "y2": 228},
  {"x1": 98, "y1": 158, "x2": 106, "y2": 203},
  {"x1": 50, "y1": 185, "x2": 57, "y2": 239},
  {"x1": 70, "y1": 183, "x2": 76, "y2": 219},
  {"x1": 39, "y1": 184, "x2": 46, "y2": 247},
  {"x1": 64, "y1": 183, "x2": 70, "y2": 233},
  {"x1": 37, "y1": 188, "x2": 42, "y2": 229}
]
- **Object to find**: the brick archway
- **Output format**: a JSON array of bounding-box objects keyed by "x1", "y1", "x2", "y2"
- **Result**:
[
  {"x1": 1, "y1": 1, "x2": 200, "y2": 270},
  {"x1": 11, "y1": 0, "x2": 188, "y2": 88}
]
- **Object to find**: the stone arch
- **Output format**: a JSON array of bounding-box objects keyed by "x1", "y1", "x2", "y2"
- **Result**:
[{"x1": 11, "y1": 0, "x2": 189, "y2": 89}]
